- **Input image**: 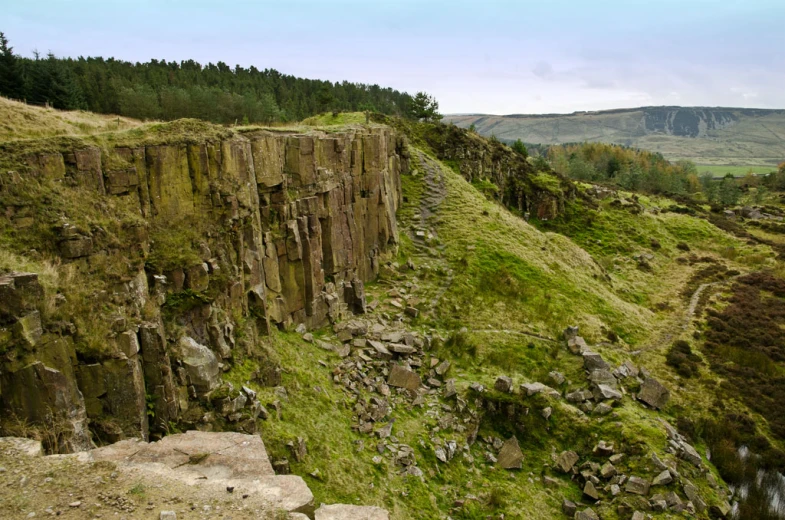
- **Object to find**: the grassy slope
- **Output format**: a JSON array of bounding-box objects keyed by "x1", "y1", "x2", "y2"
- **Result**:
[
  {"x1": 2, "y1": 106, "x2": 780, "y2": 518},
  {"x1": 0, "y1": 96, "x2": 145, "y2": 141},
  {"x1": 242, "y1": 149, "x2": 771, "y2": 519}
]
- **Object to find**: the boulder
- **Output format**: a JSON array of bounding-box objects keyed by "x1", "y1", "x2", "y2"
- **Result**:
[
  {"x1": 497, "y1": 436, "x2": 523, "y2": 469},
  {"x1": 568, "y1": 336, "x2": 589, "y2": 354},
  {"x1": 521, "y1": 382, "x2": 555, "y2": 396},
  {"x1": 388, "y1": 365, "x2": 421, "y2": 391},
  {"x1": 680, "y1": 441, "x2": 702, "y2": 467},
  {"x1": 638, "y1": 378, "x2": 670, "y2": 409},
  {"x1": 582, "y1": 352, "x2": 609, "y2": 371},
  {"x1": 588, "y1": 369, "x2": 616, "y2": 387},
  {"x1": 388, "y1": 343, "x2": 416, "y2": 355},
  {"x1": 548, "y1": 371, "x2": 565, "y2": 385},
  {"x1": 556, "y1": 450, "x2": 579, "y2": 473},
  {"x1": 583, "y1": 480, "x2": 599, "y2": 500},
  {"x1": 434, "y1": 360, "x2": 451, "y2": 376},
  {"x1": 175, "y1": 336, "x2": 220, "y2": 394},
  {"x1": 561, "y1": 499, "x2": 577, "y2": 516},
  {"x1": 652, "y1": 470, "x2": 673, "y2": 486},
  {"x1": 368, "y1": 340, "x2": 392, "y2": 359},
  {"x1": 684, "y1": 481, "x2": 706, "y2": 512},
  {"x1": 600, "y1": 462, "x2": 616, "y2": 479},
  {"x1": 494, "y1": 376, "x2": 513, "y2": 393},
  {"x1": 575, "y1": 508, "x2": 599, "y2": 520},
  {"x1": 593, "y1": 384, "x2": 622, "y2": 401},
  {"x1": 315, "y1": 504, "x2": 389, "y2": 520},
  {"x1": 626, "y1": 476, "x2": 651, "y2": 496},
  {"x1": 709, "y1": 501, "x2": 732, "y2": 519}
]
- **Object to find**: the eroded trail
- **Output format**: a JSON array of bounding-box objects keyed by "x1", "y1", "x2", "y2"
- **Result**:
[
  {"x1": 408, "y1": 151, "x2": 453, "y2": 313},
  {"x1": 641, "y1": 278, "x2": 736, "y2": 352}
]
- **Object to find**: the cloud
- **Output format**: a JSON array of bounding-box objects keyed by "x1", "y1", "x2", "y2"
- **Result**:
[{"x1": 532, "y1": 61, "x2": 554, "y2": 79}]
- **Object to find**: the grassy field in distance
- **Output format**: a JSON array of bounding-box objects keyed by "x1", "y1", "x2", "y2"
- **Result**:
[{"x1": 696, "y1": 164, "x2": 779, "y2": 177}]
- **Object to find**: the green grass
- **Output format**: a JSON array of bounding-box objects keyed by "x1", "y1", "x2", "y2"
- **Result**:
[
  {"x1": 300, "y1": 111, "x2": 370, "y2": 126},
  {"x1": 415, "y1": 152, "x2": 654, "y2": 343},
  {"x1": 250, "y1": 331, "x2": 605, "y2": 520},
  {"x1": 697, "y1": 164, "x2": 778, "y2": 177},
  {"x1": 529, "y1": 172, "x2": 564, "y2": 196}
]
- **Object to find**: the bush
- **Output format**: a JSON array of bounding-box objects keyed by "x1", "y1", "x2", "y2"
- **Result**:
[
  {"x1": 666, "y1": 340, "x2": 702, "y2": 378},
  {"x1": 676, "y1": 242, "x2": 691, "y2": 251}
]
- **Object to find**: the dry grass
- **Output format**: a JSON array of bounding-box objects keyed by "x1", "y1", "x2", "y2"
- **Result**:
[{"x1": 0, "y1": 97, "x2": 146, "y2": 142}]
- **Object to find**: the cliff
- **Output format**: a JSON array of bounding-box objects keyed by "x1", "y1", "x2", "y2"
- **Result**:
[
  {"x1": 0, "y1": 120, "x2": 406, "y2": 450},
  {"x1": 373, "y1": 114, "x2": 575, "y2": 219}
]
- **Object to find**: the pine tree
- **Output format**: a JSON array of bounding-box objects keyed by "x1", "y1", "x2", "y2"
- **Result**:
[
  {"x1": 410, "y1": 92, "x2": 442, "y2": 122},
  {"x1": 0, "y1": 32, "x2": 24, "y2": 99},
  {"x1": 511, "y1": 139, "x2": 528, "y2": 158}
]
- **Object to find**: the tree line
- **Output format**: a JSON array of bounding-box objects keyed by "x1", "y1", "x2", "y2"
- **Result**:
[
  {"x1": 544, "y1": 142, "x2": 784, "y2": 205},
  {"x1": 0, "y1": 31, "x2": 441, "y2": 124}
]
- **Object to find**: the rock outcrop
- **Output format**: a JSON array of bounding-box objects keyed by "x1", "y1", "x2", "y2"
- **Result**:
[
  {"x1": 0, "y1": 123, "x2": 407, "y2": 449},
  {"x1": 83, "y1": 430, "x2": 315, "y2": 515}
]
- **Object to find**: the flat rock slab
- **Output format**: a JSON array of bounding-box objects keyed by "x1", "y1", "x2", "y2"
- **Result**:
[
  {"x1": 315, "y1": 504, "x2": 390, "y2": 520},
  {"x1": 0, "y1": 436, "x2": 43, "y2": 457},
  {"x1": 86, "y1": 431, "x2": 313, "y2": 515},
  {"x1": 388, "y1": 365, "x2": 421, "y2": 391},
  {"x1": 92, "y1": 430, "x2": 275, "y2": 479}
]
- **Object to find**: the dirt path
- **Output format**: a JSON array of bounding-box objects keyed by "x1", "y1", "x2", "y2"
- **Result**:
[
  {"x1": 641, "y1": 278, "x2": 735, "y2": 352},
  {"x1": 470, "y1": 329, "x2": 558, "y2": 343},
  {"x1": 406, "y1": 151, "x2": 561, "y2": 344},
  {"x1": 408, "y1": 151, "x2": 454, "y2": 313}
]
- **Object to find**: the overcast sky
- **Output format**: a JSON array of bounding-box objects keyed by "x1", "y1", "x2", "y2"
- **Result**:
[{"x1": 3, "y1": 0, "x2": 784, "y2": 114}]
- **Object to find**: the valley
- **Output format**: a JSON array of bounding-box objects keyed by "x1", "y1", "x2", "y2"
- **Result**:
[
  {"x1": 2, "y1": 97, "x2": 785, "y2": 520},
  {"x1": 444, "y1": 107, "x2": 785, "y2": 173}
]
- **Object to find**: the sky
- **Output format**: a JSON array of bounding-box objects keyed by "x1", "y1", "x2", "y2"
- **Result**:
[{"x1": 3, "y1": 0, "x2": 784, "y2": 114}]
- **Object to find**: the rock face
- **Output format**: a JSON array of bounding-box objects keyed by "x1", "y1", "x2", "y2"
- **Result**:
[
  {"x1": 175, "y1": 336, "x2": 220, "y2": 395},
  {"x1": 376, "y1": 115, "x2": 574, "y2": 219},
  {"x1": 0, "y1": 272, "x2": 92, "y2": 453},
  {"x1": 0, "y1": 125, "x2": 407, "y2": 448}
]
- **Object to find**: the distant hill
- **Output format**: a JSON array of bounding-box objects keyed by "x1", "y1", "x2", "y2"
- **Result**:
[{"x1": 445, "y1": 106, "x2": 785, "y2": 168}]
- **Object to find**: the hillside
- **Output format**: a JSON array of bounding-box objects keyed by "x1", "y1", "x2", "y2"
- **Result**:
[
  {"x1": 0, "y1": 96, "x2": 145, "y2": 141},
  {"x1": 3, "y1": 103, "x2": 785, "y2": 519},
  {"x1": 445, "y1": 106, "x2": 785, "y2": 169}
]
